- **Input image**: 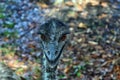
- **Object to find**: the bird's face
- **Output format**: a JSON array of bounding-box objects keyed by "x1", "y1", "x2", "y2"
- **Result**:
[
  {"x1": 38, "y1": 18, "x2": 69, "y2": 68},
  {"x1": 40, "y1": 32, "x2": 69, "y2": 68}
]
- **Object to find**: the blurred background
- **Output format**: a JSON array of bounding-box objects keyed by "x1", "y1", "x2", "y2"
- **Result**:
[{"x1": 0, "y1": 0, "x2": 120, "y2": 80}]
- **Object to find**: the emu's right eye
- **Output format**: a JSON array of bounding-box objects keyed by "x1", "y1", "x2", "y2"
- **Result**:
[
  {"x1": 40, "y1": 34, "x2": 47, "y2": 41},
  {"x1": 59, "y1": 34, "x2": 67, "y2": 42}
]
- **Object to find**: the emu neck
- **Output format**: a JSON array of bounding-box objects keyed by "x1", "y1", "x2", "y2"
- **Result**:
[{"x1": 41, "y1": 54, "x2": 57, "y2": 80}]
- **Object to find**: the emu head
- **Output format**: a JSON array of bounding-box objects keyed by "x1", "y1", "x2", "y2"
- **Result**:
[{"x1": 38, "y1": 18, "x2": 69, "y2": 68}]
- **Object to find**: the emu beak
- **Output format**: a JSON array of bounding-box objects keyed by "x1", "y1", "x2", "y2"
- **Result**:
[
  {"x1": 44, "y1": 42, "x2": 66, "y2": 68},
  {"x1": 44, "y1": 43, "x2": 59, "y2": 67}
]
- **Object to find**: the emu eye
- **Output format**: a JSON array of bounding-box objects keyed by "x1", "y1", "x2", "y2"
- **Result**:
[
  {"x1": 41, "y1": 34, "x2": 47, "y2": 41},
  {"x1": 59, "y1": 34, "x2": 67, "y2": 42}
]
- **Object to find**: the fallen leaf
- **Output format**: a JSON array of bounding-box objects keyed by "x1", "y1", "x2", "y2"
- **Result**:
[
  {"x1": 69, "y1": 22, "x2": 75, "y2": 27},
  {"x1": 77, "y1": 38, "x2": 82, "y2": 43},
  {"x1": 62, "y1": 58, "x2": 71, "y2": 62},
  {"x1": 98, "y1": 14, "x2": 108, "y2": 19},
  {"x1": 64, "y1": 65, "x2": 72, "y2": 74},
  {"x1": 37, "y1": 3, "x2": 48, "y2": 9},
  {"x1": 88, "y1": 41, "x2": 98, "y2": 45},
  {"x1": 75, "y1": 5, "x2": 84, "y2": 11},
  {"x1": 65, "y1": 1, "x2": 74, "y2": 6},
  {"x1": 101, "y1": 2, "x2": 108, "y2": 7},
  {"x1": 90, "y1": 1, "x2": 99, "y2": 6},
  {"x1": 78, "y1": 23, "x2": 87, "y2": 28}
]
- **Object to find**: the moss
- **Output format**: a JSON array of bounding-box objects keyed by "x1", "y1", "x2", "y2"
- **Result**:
[
  {"x1": 0, "y1": 13, "x2": 6, "y2": 19},
  {"x1": 3, "y1": 22, "x2": 15, "y2": 29}
]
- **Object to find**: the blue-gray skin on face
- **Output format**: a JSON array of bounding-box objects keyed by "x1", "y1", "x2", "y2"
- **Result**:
[{"x1": 38, "y1": 18, "x2": 69, "y2": 68}]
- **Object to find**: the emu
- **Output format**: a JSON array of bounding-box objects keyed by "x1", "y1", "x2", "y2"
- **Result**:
[
  {"x1": 38, "y1": 18, "x2": 69, "y2": 80},
  {"x1": 0, "y1": 18, "x2": 69, "y2": 80}
]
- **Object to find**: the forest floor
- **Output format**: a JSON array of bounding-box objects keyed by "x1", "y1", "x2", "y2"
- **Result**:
[{"x1": 0, "y1": 0, "x2": 120, "y2": 80}]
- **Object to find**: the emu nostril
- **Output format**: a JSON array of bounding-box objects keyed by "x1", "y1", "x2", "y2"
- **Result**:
[
  {"x1": 48, "y1": 51, "x2": 50, "y2": 55},
  {"x1": 55, "y1": 51, "x2": 58, "y2": 55}
]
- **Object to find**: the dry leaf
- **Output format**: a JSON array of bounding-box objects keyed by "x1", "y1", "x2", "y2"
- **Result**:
[
  {"x1": 78, "y1": 23, "x2": 87, "y2": 28},
  {"x1": 90, "y1": 1, "x2": 99, "y2": 6},
  {"x1": 62, "y1": 58, "x2": 71, "y2": 62},
  {"x1": 75, "y1": 5, "x2": 84, "y2": 11},
  {"x1": 69, "y1": 22, "x2": 75, "y2": 27},
  {"x1": 37, "y1": 3, "x2": 48, "y2": 9},
  {"x1": 65, "y1": 1, "x2": 74, "y2": 6},
  {"x1": 101, "y1": 2, "x2": 108, "y2": 7},
  {"x1": 88, "y1": 41, "x2": 98, "y2": 45},
  {"x1": 98, "y1": 14, "x2": 108, "y2": 19},
  {"x1": 67, "y1": 12, "x2": 78, "y2": 19},
  {"x1": 3, "y1": 37, "x2": 9, "y2": 41},
  {"x1": 95, "y1": 45, "x2": 103, "y2": 50},
  {"x1": 77, "y1": 38, "x2": 82, "y2": 43},
  {"x1": 64, "y1": 65, "x2": 72, "y2": 74}
]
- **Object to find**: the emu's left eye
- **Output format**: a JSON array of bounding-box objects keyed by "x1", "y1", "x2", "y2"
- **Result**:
[
  {"x1": 40, "y1": 34, "x2": 47, "y2": 41},
  {"x1": 59, "y1": 34, "x2": 67, "y2": 42}
]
